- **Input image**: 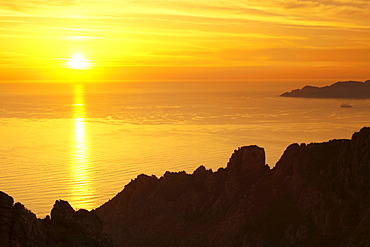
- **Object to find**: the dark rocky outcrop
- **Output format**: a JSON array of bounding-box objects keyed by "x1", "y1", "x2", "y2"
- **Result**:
[
  {"x1": 0, "y1": 194, "x2": 112, "y2": 247},
  {"x1": 280, "y1": 80, "x2": 370, "y2": 98},
  {"x1": 1, "y1": 128, "x2": 370, "y2": 246},
  {"x1": 96, "y1": 127, "x2": 370, "y2": 247}
]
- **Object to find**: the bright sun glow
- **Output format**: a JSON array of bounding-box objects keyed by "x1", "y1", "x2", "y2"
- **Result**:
[{"x1": 68, "y1": 54, "x2": 89, "y2": 70}]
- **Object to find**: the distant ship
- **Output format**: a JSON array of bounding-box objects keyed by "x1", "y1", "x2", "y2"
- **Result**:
[{"x1": 340, "y1": 103, "x2": 352, "y2": 108}]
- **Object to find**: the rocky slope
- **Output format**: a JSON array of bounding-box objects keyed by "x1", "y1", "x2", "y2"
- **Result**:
[
  {"x1": 280, "y1": 80, "x2": 370, "y2": 98},
  {"x1": 1, "y1": 128, "x2": 369, "y2": 246},
  {"x1": 0, "y1": 194, "x2": 112, "y2": 247},
  {"x1": 96, "y1": 128, "x2": 370, "y2": 247}
]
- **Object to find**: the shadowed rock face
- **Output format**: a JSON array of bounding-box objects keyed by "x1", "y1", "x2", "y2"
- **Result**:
[
  {"x1": 280, "y1": 80, "x2": 370, "y2": 98},
  {"x1": 1, "y1": 128, "x2": 369, "y2": 247},
  {"x1": 0, "y1": 196, "x2": 112, "y2": 247},
  {"x1": 0, "y1": 192, "x2": 14, "y2": 247},
  {"x1": 0, "y1": 193, "x2": 47, "y2": 247},
  {"x1": 228, "y1": 145, "x2": 266, "y2": 172},
  {"x1": 96, "y1": 127, "x2": 370, "y2": 247}
]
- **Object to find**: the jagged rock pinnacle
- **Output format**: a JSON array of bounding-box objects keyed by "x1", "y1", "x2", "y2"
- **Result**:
[{"x1": 227, "y1": 145, "x2": 266, "y2": 172}]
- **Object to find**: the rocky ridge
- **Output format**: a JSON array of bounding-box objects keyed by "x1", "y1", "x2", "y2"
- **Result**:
[
  {"x1": 0, "y1": 194, "x2": 112, "y2": 247},
  {"x1": 96, "y1": 127, "x2": 370, "y2": 247},
  {"x1": 1, "y1": 128, "x2": 370, "y2": 247}
]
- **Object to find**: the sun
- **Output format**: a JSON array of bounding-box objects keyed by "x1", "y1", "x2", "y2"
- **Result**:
[{"x1": 67, "y1": 54, "x2": 89, "y2": 70}]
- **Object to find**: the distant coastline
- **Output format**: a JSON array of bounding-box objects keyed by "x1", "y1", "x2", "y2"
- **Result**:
[{"x1": 280, "y1": 80, "x2": 370, "y2": 98}]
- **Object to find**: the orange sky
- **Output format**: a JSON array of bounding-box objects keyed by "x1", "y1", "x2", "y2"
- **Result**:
[{"x1": 1, "y1": 0, "x2": 369, "y2": 81}]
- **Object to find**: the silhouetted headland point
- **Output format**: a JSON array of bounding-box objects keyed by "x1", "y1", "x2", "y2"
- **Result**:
[
  {"x1": 281, "y1": 80, "x2": 370, "y2": 98},
  {"x1": 1, "y1": 127, "x2": 370, "y2": 246}
]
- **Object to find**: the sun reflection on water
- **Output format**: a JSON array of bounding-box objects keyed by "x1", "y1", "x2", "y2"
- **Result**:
[{"x1": 71, "y1": 84, "x2": 94, "y2": 210}]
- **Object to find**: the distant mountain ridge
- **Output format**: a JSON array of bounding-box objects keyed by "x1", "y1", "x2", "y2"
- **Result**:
[
  {"x1": 281, "y1": 80, "x2": 370, "y2": 98},
  {"x1": 1, "y1": 127, "x2": 370, "y2": 246}
]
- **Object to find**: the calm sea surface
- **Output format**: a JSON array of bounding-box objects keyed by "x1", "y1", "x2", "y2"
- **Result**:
[{"x1": 1, "y1": 80, "x2": 369, "y2": 216}]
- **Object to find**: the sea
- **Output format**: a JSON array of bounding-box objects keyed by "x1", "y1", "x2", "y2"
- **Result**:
[{"x1": 1, "y1": 80, "x2": 369, "y2": 217}]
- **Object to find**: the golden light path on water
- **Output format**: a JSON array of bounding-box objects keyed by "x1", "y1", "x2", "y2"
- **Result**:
[{"x1": 70, "y1": 84, "x2": 95, "y2": 210}]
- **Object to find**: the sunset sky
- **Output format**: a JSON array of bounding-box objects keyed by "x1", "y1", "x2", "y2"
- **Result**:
[{"x1": 1, "y1": 0, "x2": 370, "y2": 81}]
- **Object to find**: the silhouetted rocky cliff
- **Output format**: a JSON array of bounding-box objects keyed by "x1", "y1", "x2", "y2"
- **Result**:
[
  {"x1": 281, "y1": 80, "x2": 370, "y2": 98},
  {"x1": 96, "y1": 128, "x2": 370, "y2": 247},
  {"x1": 1, "y1": 128, "x2": 369, "y2": 247},
  {"x1": 0, "y1": 194, "x2": 112, "y2": 247}
]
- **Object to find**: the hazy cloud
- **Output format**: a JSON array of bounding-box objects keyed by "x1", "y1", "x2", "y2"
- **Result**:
[{"x1": 1, "y1": 0, "x2": 370, "y2": 78}]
